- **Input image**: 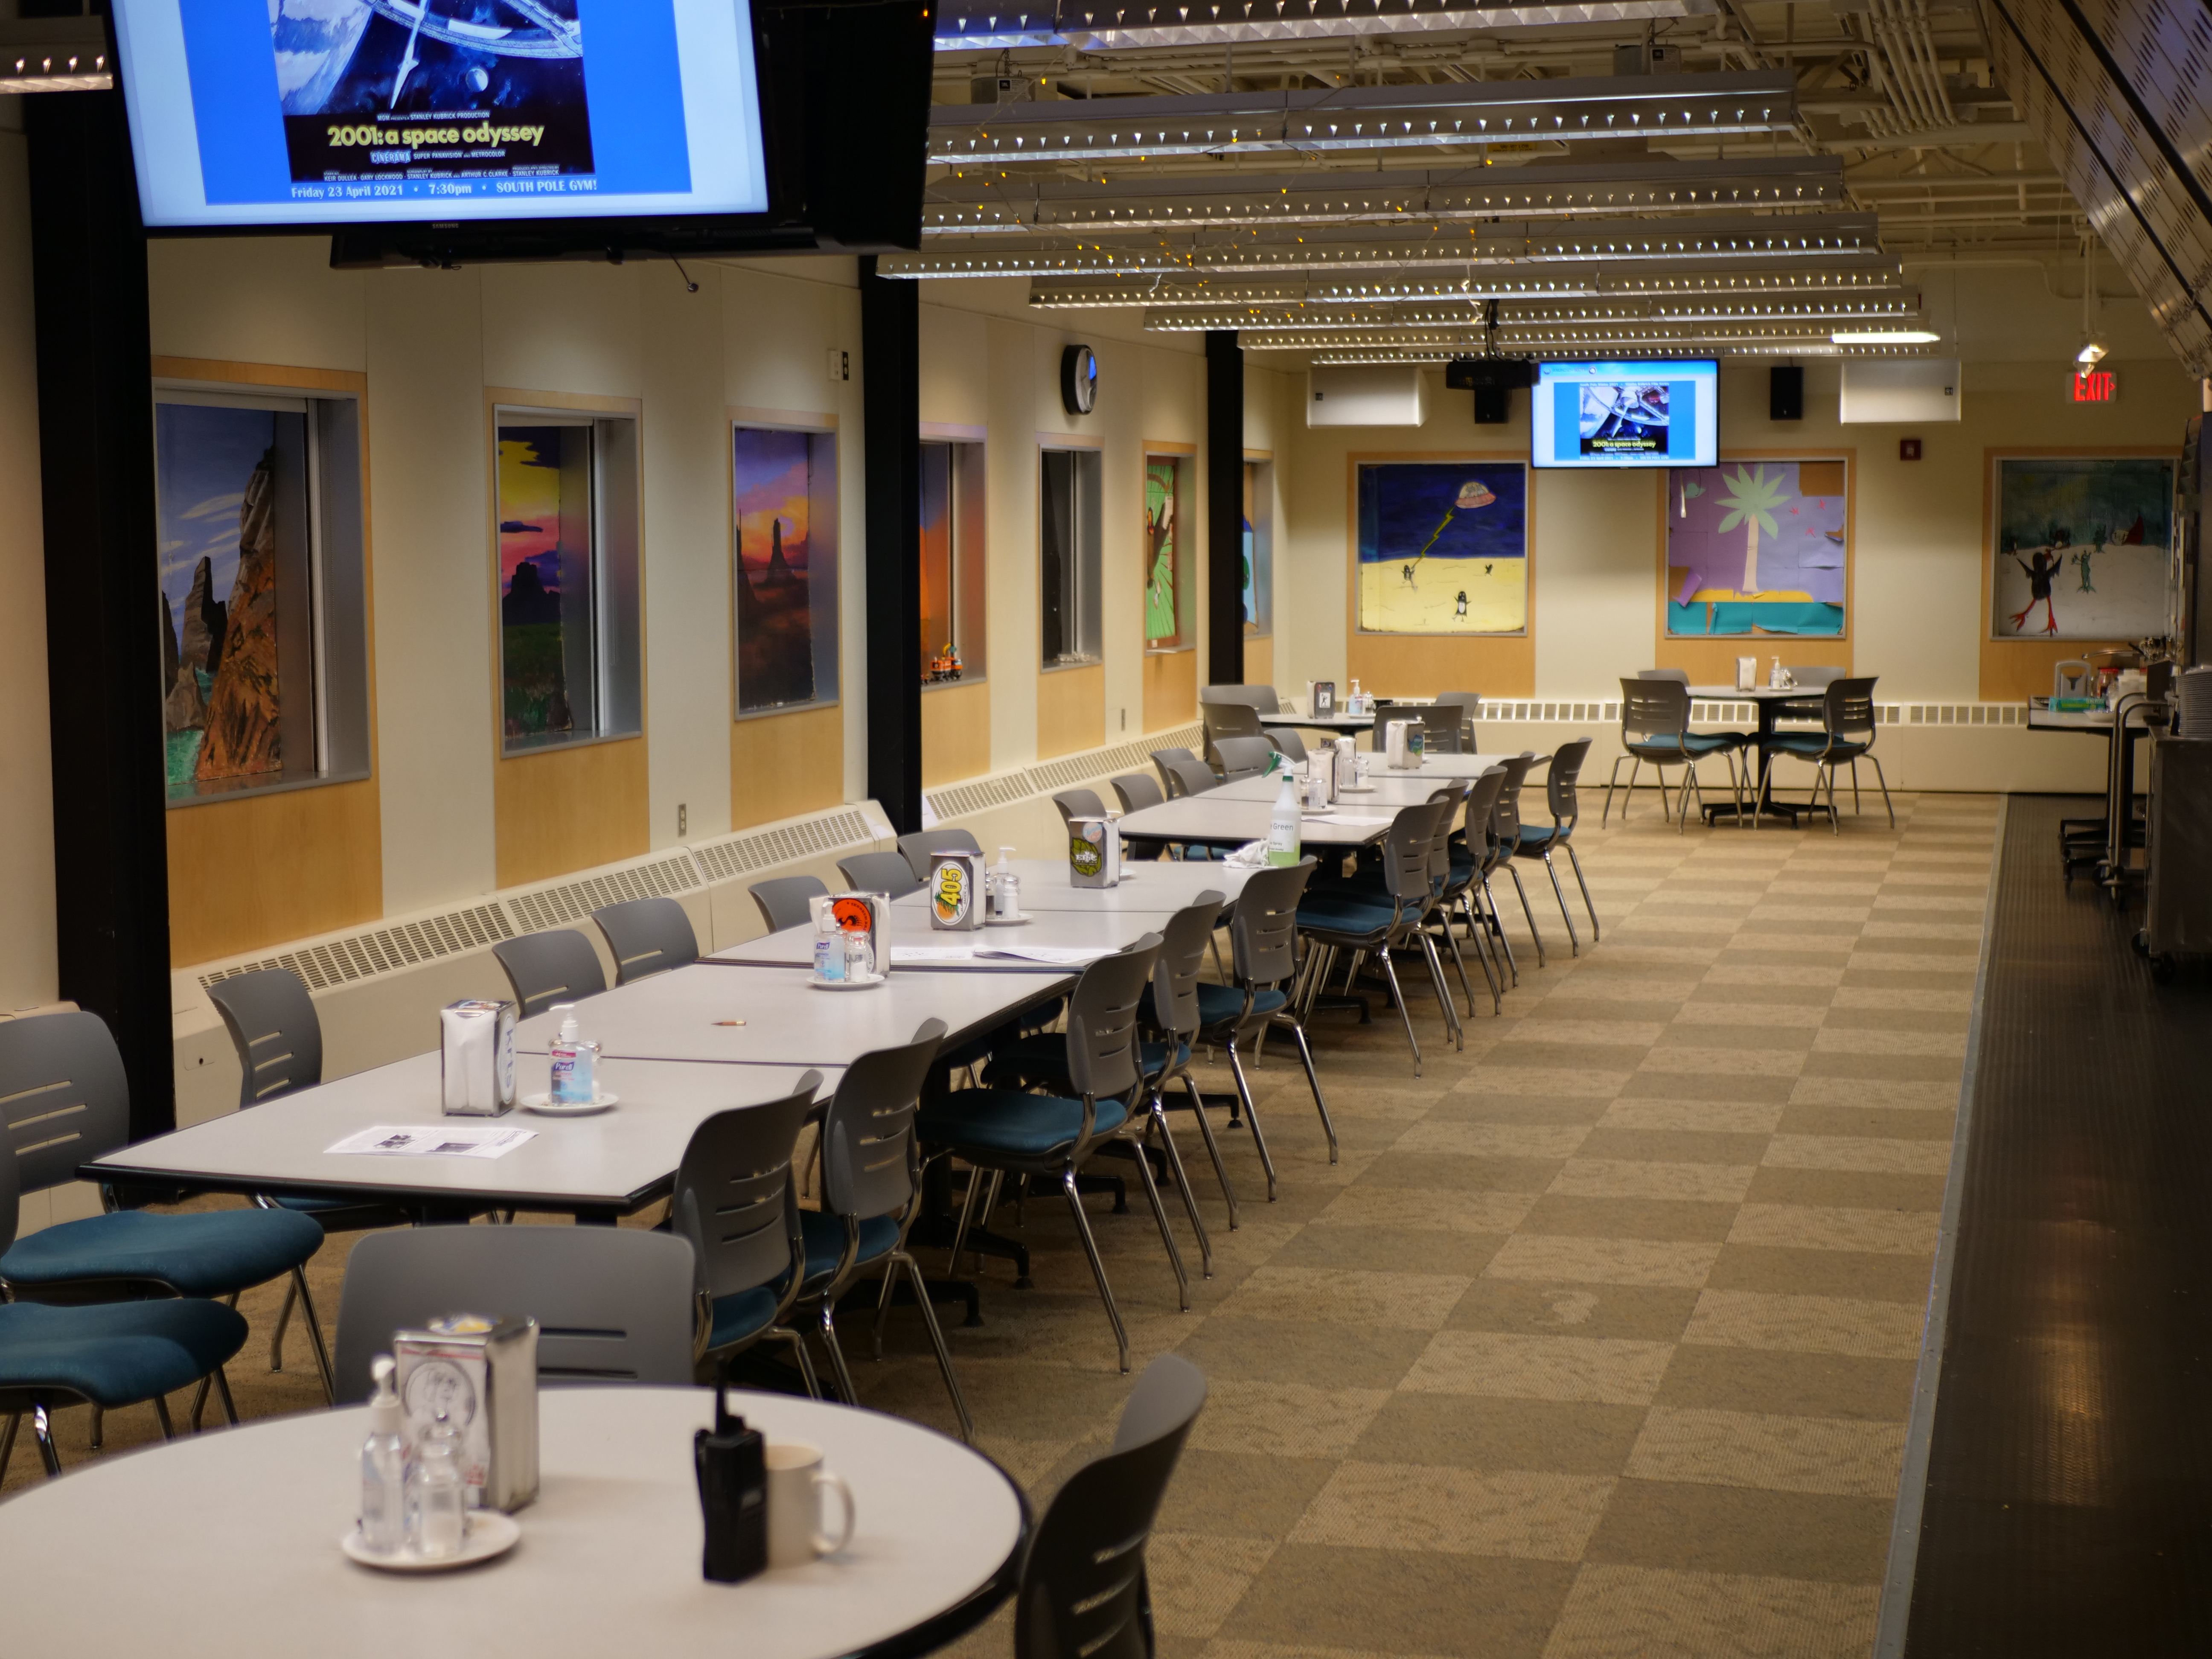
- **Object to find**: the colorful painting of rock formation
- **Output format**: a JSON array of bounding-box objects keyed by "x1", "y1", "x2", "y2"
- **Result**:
[
  {"x1": 157, "y1": 402, "x2": 299, "y2": 798},
  {"x1": 498, "y1": 423, "x2": 591, "y2": 743},
  {"x1": 734, "y1": 428, "x2": 817, "y2": 712}
]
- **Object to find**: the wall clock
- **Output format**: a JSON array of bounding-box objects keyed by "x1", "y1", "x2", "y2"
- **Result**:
[{"x1": 1060, "y1": 343, "x2": 1097, "y2": 416}]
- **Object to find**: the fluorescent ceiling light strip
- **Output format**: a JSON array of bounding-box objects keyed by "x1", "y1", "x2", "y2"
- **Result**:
[
  {"x1": 1142, "y1": 291, "x2": 1925, "y2": 329},
  {"x1": 926, "y1": 71, "x2": 1795, "y2": 164},
  {"x1": 879, "y1": 214, "x2": 1884, "y2": 279},
  {"x1": 923, "y1": 157, "x2": 1848, "y2": 234},
  {"x1": 1030, "y1": 263, "x2": 1905, "y2": 306},
  {"x1": 1305, "y1": 342, "x2": 1938, "y2": 362},
  {"x1": 935, "y1": 0, "x2": 1714, "y2": 50}
]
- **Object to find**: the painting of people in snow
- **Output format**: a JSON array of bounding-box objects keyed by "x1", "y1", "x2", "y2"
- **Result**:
[{"x1": 1991, "y1": 456, "x2": 2172, "y2": 640}]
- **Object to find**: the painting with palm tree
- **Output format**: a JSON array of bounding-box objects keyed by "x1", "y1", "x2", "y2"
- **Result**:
[{"x1": 1665, "y1": 459, "x2": 1848, "y2": 637}]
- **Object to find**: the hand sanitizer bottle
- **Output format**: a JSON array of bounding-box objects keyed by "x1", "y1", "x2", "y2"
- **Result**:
[
  {"x1": 1266, "y1": 771, "x2": 1303, "y2": 867},
  {"x1": 359, "y1": 1355, "x2": 406, "y2": 1556},
  {"x1": 992, "y1": 846, "x2": 1020, "y2": 920},
  {"x1": 548, "y1": 1005, "x2": 598, "y2": 1106},
  {"x1": 408, "y1": 1413, "x2": 466, "y2": 1560}
]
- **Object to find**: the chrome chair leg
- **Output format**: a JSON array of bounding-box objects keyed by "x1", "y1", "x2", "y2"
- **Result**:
[
  {"x1": 1679, "y1": 759, "x2": 1703, "y2": 833},
  {"x1": 945, "y1": 1164, "x2": 984, "y2": 1278},
  {"x1": 1460, "y1": 893, "x2": 1504, "y2": 1014},
  {"x1": 1125, "y1": 1122, "x2": 1190, "y2": 1311},
  {"x1": 1480, "y1": 874, "x2": 1521, "y2": 985},
  {"x1": 1377, "y1": 947, "x2": 1423, "y2": 1075},
  {"x1": 1851, "y1": 756, "x2": 1863, "y2": 814},
  {"x1": 1148, "y1": 1102, "x2": 1211, "y2": 1276},
  {"x1": 815, "y1": 1299, "x2": 862, "y2": 1407},
  {"x1": 1541, "y1": 850, "x2": 1581, "y2": 956},
  {"x1": 1281, "y1": 1013, "x2": 1339, "y2": 1163},
  {"x1": 33, "y1": 1403, "x2": 60, "y2": 1479},
  {"x1": 871, "y1": 1258, "x2": 898, "y2": 1360},
  {"x1": 88, "y1": 1405, "x2": 102, "y2": 1452},
  {"x1": 1506, "y1": 863, "x2": 1547, "y2": 966},
  {"x1": 1222, "y1": 1039, "x2": 1281, "y2": 1199},
  {"x1": 213, "y1": 1366, "x2": 239, "y2": 1426},
  {"x1": 1061, "y1": 1165, "x2": 1131, "y2": 1373},
  {"x1": 269, "y1": 1276, "x2": 297, "y2": 1372},
  {"x1": 1417, "y1": 931, "x2": 1463, "y2": 1049},
  {"x1": 0, "y1": 1411, "x2": 17, "y2": 1483},
  {"x1": 153, "y1": 1393, "x2": 176, "y2": 1439},
  {"x1": 1565, "y1": 842, "x2": 1601, "y2": 942},
  {"x1": 1601, "y1": 755, "x2": 1627, "y2": 826},
  {"x1": 1868, "y1": 754, "x2": 1896, "y2": 827},
  {"x1": 1178, "y1": 1072, "x2": 1241, "y2": 1225},
  {"x1": 1437, "y1": 907, "x2": 1478, "y2": 1017},
  {"x1": 897, "y1": 1248, "x2": 974, "y2": 1441},
  {"x1": 762, "y1": 1325, "x2": 822, "y2": 1399},
  {"x1": 290, "y1": 1265, "x2": 338, "y2": 1405}
]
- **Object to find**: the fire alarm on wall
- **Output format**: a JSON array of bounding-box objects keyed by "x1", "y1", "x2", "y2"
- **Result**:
[{"x1": 1900, "y1": 437, "x2": 1923, "y2": 460}]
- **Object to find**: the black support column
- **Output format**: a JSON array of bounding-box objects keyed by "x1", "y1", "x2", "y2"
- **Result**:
[
  {"x1": 1205, "y1": 329, "x2": 1244, "y2": 687},
  {"x1": 859, "y1": 257, "x2": 922, "y2": 833},
  {"x1": 26, "y1": 87, "x2": 174, "y2": 1139}
]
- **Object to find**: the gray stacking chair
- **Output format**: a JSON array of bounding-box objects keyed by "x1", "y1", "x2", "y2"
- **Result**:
[
  {"x1": 1295, "y1": 802, "x2": 1451, "y2": 1075},
  {"x1": 1511, "y1": 737, "x2": 1601, "y2": 954},
  {"x1": 1163, "y1": 755, "x2": 1220, "y2": 799},
  {"x1": 1756, "y1": 676, "x2": 1894, "y2": 833},
  {"x1": 492, "y1": 928, "x2": 608, "y2": 1019},
  {"x1": 1199, "y1": 684, "x2": 1280, "y2": 713},
  {"x1": 670, "y1": 1076, "x2": 822, "y2": 1389},
  {"x1": 0, "y1": 1140, "x2": 249, "y2": 1481},
  {"x1": 838, "y1": 850, "x2": 926, "y2": 899},
  {"x1": 1053, "y1": 788, "x2": 1108, "y2": 833},
  {"x1": 207, "y1": 967, "x2": 423, "y2": 1391},
  {"x1": 1487, "y1": 753, "x2": 1548, "y2": 969},
  {"x1": 1774, "y1": 663, "x2": 1846, "y2": 723},
  {"x1": 1263, "y1": 725, "x2": 1309, "y2": 763},
  {"x1": 1015, "y1": 1353, "x2": 1208, "y2": 1659},
  {"x1": 1150, "y1": 748, "x2": 1202, "y2": 798},
  {"x1": 335, "y1": 1223, "x2": 700, "y2": 1402},
  {"x1": 1199, "y1": 858, "x2": 1329, "y2": 1199},
  {"x1": 1603, "y1": 676, "x2": 1747, "y2": 830},
  {"x1": 919, "y1": 938, "x2": 1172, "y2": 1372},
  {"x1": 793, "y1": 1022, "x2": 974, "y2": 1440},
  {"x1": 1431, "y1": 691, "x2": 1483, "y2": 752},
  {"x1": 592, "y1": 895, "x2": 700, "y2": 985},
  {"x1": 749, "y1": 874, "x2": 829, "y2": 933},
  {"x1": 897, "y1": 827, "x2": 982, "y2": 880},
  {"x1": 1638, "y1": 667, "x2": 1691, "y2": 684},
  {"x1": 1111, "y1": 771, "x2": 1165, "y2": 814},
  {"x1": 1200, "y1": 699, "x2": 1267, "y2": 769},
  {"x1": 1213, "y1": 736, "x2": 1275, "y2": 781},
  {"x1": 1414, "y1": 714, "x2": 1464, "y2": 754},
  {"x1": 0, "y1": 1012, "x2": 324, "y2": 1432}
]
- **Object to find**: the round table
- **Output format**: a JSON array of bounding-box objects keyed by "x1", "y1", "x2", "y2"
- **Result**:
[{"x1": 0, "y1": 1388, "x2": 1029, "y2": 1659}]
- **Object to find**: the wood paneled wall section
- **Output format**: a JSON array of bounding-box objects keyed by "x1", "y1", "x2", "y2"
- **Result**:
[
  {"x1": 1978, "y1": 446, "x2": 2176, "y2": 701},
  {"x1": 1348, "y1": 634, "x2": 1535, "y2": 699},
  {"x1": 1143, "y1": 649, "x2": 1197, "y2": 733},
  {"x1": 731, "y1": 704, "x2": 845, "y2": 829},
  {"x1": 155, "y1": 357, "x2": 383, "y2": 967},
  {"x1": 495, "y1": 736, "x2": 650, "y2": 888},
  {"x1": 1244, "y1": 634, "x2": 1274, "y2": 690},
  {"x1": 922, "y1": 681, "x2": 990, "y2": 786},
  {"x1": 1037, "y1": 664, "x2": 1104, "y2": 758},
  {"x1": 1654, "y1": 452, "x2": 1854, "y2": 688},
  {"x1": 168, "y1": 780, "x2": 383, "y2": 966}
]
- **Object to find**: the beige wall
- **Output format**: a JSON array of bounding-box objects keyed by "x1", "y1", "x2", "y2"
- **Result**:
[
  {"x1": 1276, "y1": 265, "x2": 2195, "y2": 710},
  {"x1": 0, "y1": 131, "x2": 55, "y2": 1010}
]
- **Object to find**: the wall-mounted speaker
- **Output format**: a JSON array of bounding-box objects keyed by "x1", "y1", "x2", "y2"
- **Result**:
[
  {"x1": 1770, "y1": 365, "x2": 1804, "y2": 422},
  {"x1": 1473, "y1": 385, "x2": 1510, "y2": 424}
]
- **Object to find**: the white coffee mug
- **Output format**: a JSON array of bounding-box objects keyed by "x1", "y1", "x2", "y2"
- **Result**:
[{"x1": 765, "y1": 1441, "x2": 856, "y2": 1567}]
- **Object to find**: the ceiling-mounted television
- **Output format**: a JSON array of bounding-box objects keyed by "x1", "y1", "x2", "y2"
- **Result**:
[
  {"x1": 1531, "y1": 359, "x2": 1720, "y2": 469},
  {"x1": 109, "y1": 0, "x2": 932, "y2": 265}
]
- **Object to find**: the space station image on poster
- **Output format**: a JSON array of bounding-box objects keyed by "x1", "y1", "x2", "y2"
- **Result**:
[{"x1": 272, "y1": 1, "x2": 597, "y2": 192}]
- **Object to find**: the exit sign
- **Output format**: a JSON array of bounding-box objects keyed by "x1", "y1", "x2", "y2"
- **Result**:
[{"x1": 2071, "y1": 369, "x2": 2119, "y2": 403}]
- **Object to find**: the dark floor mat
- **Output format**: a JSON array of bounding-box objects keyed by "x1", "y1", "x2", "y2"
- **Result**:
[{"x1": 1905, "y1": 795, "x2": 2212, "y2": 1656}]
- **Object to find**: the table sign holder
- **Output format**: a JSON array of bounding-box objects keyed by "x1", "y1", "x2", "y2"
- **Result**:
[
  {"x1": 1068, "y1": 817, "x2": 1122, "y2": 888},
  {"x1": 929, "y1": 850, "x2": 986, "y2": 930}
]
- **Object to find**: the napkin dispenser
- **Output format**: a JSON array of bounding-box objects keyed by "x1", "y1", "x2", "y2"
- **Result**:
[
  {"x1": 928, "y1": 850, "x2": 986, "y2": 930},
  {"x1": 1383, "y1": 719, "x2": 1423, "y2": 770},
  {"x1": 393, "y1": 1315, "x2": 540, "y2": 1513},
  {"x1": 825, "y1": 892, "x2": 887, "y2": 963},
  {"x1": 1068, "y1": 816, "x2": 1123, "y2": 888},
  {"x1": 440, "y1": 1000, "x2": 516, "y2": 1117},
  {"x1": 1735, "y1": 657, "x2": 1758, "y2": 692}
]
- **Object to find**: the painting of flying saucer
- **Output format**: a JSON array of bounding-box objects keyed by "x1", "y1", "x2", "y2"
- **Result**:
[
  {"x1": 271, "y1": 0, "x2": 594, "y2": 187},
  {"x1": 1355, "y1": 461, "x2": 1528, "y2": 635},
  {"x1": 1665, "y1": 459, "x2": 1849, "y2": 637}
]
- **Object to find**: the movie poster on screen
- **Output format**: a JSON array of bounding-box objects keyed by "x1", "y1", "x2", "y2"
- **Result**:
[
  {"x1": 1665, "y1": 459, "x2": 1849, "y2": 638},
  {"x1": 1355, "y1": 462, "x2": 1528, "y2": 635},
  {"x1": 1989, "y1": 455, "x2": 2174, "y2": 641},
  {"x1": 271, "y1": 0, "x2": 600, "y2": 193}
]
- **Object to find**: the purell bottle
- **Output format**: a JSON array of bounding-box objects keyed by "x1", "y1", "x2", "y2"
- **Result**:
[
  {"x1": 547, "y1": 1006, "x2": 599, "y2": 1106},
  {"x1": 1266, "y1": 771, "x2": 1303, "y2": 867}
]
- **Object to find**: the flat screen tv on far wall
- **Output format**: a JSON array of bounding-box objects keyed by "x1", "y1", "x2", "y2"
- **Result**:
[
  {"x1": 1531, "y1": 359, "x2": 1720, "y2": 470},
  {"x1": 109, "y1": 0, "x2": 933, "y2": 261}
]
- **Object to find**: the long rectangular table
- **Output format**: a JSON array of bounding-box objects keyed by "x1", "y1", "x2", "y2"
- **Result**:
[
  {"x1": 1114, "y1": 793, "x2": 1401, "y2": 850},
  {"x1": 83, "y1": 1053, "x2": 841, "y2": 1218}
]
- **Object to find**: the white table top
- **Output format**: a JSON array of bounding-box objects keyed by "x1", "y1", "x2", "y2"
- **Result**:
[
  {"x1": 515, "y1": 963, "x2": 1066, "y2": 1067},
  {"x1": 1211, "y1": 768, "x2": 1493, "y2": 806},
  {"x1": 83, "y1": 1053, "x2": 839, "y2": 1214},
  {"x1": 983, "y1": 858, "x2": 1251, "y2": 911},
  {"x1": 1687, "y1": 684, "x2": 1825, "y2": 701},
  {"x1": 1114, "y1": 794, "x2": 1399, "y2": 848},
  {"x1": 717, "y1": 904, "x2": 1187, "y2": 972},
  {"x1": 0, "y1": 1387, "x2": 1027, "y2": 1659},
  {"x1": 2027, "y1": 705, "x2": 2116, "y2": 730}
]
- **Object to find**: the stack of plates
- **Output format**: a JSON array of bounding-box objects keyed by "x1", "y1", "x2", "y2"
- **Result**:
[{"x1": 2177, "y1": 667, "x2": 2212, "y2": 739}]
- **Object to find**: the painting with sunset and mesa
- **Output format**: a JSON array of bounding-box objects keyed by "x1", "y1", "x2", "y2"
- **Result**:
[
  {"x1": 734, "y1": 428, "x2": 821, "y2": 713},
  {"x1": 1666, "y1": 459, "x2": 1849, "y2": 637},
  {"x1": 497, "y1": 422, "x2": 597, "y2": 748}
]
